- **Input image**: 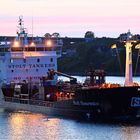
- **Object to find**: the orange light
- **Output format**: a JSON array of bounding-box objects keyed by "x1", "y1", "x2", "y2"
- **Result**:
[
  {"x1": 45, "y1": 40, "x2": 52, "y2": 47},
  {"x1": 111, "y1": 44, "x2": 117, "y2": 49},
  {"x1": 30, "y1": 42, "x2": 36, "y2": 47},
  {"x1": 13, "y1": 41, "x2": 20, "y2": 48},
  {"x1": 135, "y1": 43, "x2": 140, "y2": 49}
]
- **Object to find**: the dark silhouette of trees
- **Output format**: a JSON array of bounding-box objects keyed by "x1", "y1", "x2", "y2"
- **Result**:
[{"x1": 84, "y1": 31, "x2": 95, "y2": 39}]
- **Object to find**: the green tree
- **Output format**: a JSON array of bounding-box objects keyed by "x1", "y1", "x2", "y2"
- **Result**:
[
  {"x1": 84, "y1": 31, "x2": 95, "y2": 38},
  {"x1": 44, "y1": 33, "x2": 51, "y2": 38},
  {"x1": 52, "y1": 32, "x2": 60, "y2": 38}
]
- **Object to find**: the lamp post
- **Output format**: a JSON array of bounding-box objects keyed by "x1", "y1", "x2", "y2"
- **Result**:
[
  {"x1": 112, "y1": 30, "x2": 137, "y2": 86},
  {"x1": 124, "y1": 39, "x2": 133, "y2": 86},
  {"x1": 123, "y1": 31, "x2": 136, "y2": 86}
]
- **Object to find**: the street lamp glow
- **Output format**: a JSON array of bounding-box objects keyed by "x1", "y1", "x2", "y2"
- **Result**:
[
  {"x1": 111, "y1": 44, "x2": 117, "y2": 49},
  {"x1": 135, "y1": 44, "x2": 140, "y2": 49}
]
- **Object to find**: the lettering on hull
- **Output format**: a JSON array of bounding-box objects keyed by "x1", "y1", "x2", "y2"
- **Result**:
[
  {"x1": 131, "y1": 97, "x2": 140, "y2": 107},
  {"x1": 8, "y1": 64, "x2": 55, "y2": 69},
  {"x1": 73, "y1": 101, "x2": 99, "y2": 106}
]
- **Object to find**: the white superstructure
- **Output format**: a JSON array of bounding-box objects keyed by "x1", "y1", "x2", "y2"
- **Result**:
[
  {"x1": 0, "y1": 16, "x2": 62, "y2": 83},
  {"x1": 124, "y1": 31, "x2": 135, "y2": 86}
]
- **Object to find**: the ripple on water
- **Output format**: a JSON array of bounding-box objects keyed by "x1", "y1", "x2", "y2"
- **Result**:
[{"x1": 0, "y1": 109, "x2": 140, "y2": 140}]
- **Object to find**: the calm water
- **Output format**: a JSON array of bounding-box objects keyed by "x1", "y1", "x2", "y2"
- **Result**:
[
  {"x1": 0, "y1": 109, "x2": 140, "y2": 140},
  {"x1": 1, "y1": 76, "x2": 140, "y2": 140}
]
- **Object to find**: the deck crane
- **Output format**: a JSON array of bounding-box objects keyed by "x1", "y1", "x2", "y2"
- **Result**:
[{"x1": 47, "y1": 69, "x2": 77, "y2": 84}]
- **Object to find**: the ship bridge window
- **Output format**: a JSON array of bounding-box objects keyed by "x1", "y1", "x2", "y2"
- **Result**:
[
  {"x1": 10, "y1": 59, "x2": 14, "y2": 63},
  {"x1": 50, "y1": 58, "x2": 53, "y2": 62},
  {"x1": 36, "y1": 69, "x2": 39, "y2": 72},
  {"x1": 37, "y1": 58, "x2": 40, "y2": 62}
]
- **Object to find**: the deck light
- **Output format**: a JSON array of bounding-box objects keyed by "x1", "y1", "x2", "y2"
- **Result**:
[
  {"x1": 13, "y1": 41, "x2": 20, "y2": 48},
  {"x1": 45, "y1": 40, "x2": 52, "y2": 47},
  {"x1": 30, "y1": 42, "x2": 36, "y2": 47}
]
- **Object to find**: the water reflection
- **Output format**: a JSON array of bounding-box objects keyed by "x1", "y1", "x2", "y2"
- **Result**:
[
  {"x1": 121, "y1": 125, "x2": 140, "y2": 140},
  {"x1": 0, "y1": 109, "x2": 140, "y2": 140},
  {"x1": 9, "y1": 113, "x2": 25, "y2": 140},
  {"x1": 8, "y1": 111, "x2": 62, "y2": 140}
]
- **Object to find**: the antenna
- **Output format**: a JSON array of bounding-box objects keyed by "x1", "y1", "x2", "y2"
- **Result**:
[{"x1": 18, "y1": 15, "x2": 24, "y2": 34}]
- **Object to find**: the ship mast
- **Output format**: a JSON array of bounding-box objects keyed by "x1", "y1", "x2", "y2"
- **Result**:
[
  {"x1": 124, "y1": 30, "x2": 135, "y2": 86},
  {"x1": 17, "y1": 16, "x2": 28, "y2": 48}
]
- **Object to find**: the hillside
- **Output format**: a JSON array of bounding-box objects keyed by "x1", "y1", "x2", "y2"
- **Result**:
[{"x1": 58, "y1": 37, "x2": 139, "y2": 76}]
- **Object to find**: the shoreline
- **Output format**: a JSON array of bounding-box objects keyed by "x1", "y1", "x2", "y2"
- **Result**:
[{"x1": 61, "y1": 72, "x2": 140, "y2": 77}]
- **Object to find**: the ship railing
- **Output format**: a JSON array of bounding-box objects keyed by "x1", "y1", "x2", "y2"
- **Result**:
[
  {"x1": 4, "y1": 96, "x2": 54, "y2": 107},
  {"x1": 29, "y1": 99, "x2": 54, "y2": 107}
]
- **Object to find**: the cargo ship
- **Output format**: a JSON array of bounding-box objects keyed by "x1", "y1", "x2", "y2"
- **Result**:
[{"x1": 1, "y1": 17, "x2": 140, "y2": 120}]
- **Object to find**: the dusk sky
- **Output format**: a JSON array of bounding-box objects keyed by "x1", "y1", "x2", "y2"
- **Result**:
[{"x1": 0, "y1": 0, "x2": 140, "y2": 37}]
